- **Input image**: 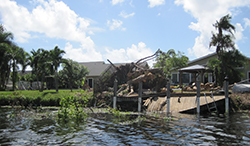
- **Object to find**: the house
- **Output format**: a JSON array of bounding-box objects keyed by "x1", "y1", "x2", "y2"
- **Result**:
[
  {"x1": 78, "y1": 61, "x2": 126, "y2": 88},
  {"x1": 171, "y1": 52, "x2": 250, "y2": 85}
]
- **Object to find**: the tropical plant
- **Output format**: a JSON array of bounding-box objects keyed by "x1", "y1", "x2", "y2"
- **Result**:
[
  {"x1": 59, "y1": 59, "x2": 89, "y2": 92},
  {"x1": 49, "y1": 46, "x2": 66, "y2": 92},
  {"x1": 4, "y1": 45, "x2": 27, "y2": 91},
  {"x1": 0, "y1": 24, "x2": 13, "y2": 90},
  {"x1": 208, "y1": 50, "x2": 247, "y2": 85},
  {"x1": 209, "y1": 14, "x2": 237, "y2": 85},
  {"x1": 57, "y1": 95, "x2": 88, "y2": 123}
]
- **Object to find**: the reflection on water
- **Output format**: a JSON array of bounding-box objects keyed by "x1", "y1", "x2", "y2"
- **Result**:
[{"x1": 0, "y1": 108, "x2": 250, "y2": 145}]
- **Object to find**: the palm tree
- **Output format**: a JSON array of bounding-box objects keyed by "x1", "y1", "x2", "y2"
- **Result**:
[
  {"x1": 0, "y1": 24, "x2": 13, "y2": 90},
  {"x1": 49, "y1": 46, "x2": 65, "y2": 92},
  {"x1": 60, "y1": 59, "x2": 89, "y2": 92},
  {"x1": 210, "y1": 14, "x2": 235, "y2": 57},
  {"x1": 209, "y1": 14, "x2": 236, "y2": 85},
  {"x1": 4, "y1": 45, "x2": 26, "y2": 90},
  {"x1": 39, "y1": 49, "x2": 50, "y2": 92},
  {"x1": 29, "y1": 49, "x2": 42, "y2": 90}
]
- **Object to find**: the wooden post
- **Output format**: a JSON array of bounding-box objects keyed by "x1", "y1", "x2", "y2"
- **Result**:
[
  {"x1": 113, "y1": 78, "x2": 117, "y2": 109},
  {"x1": 197, "y1": 81, "x2": 201, "y2": 114},
  {"x1": 224, "y1": 76, "x2": 229, "y2": 115},
  {"x1": 138, "y1": 82, "x2": 142, "y2": 112},
  {"x1": 179, "y1": 72, "x2": 183, "y2": 93},
  {"x1": 167, "y1": 82, "x2": 170, "y2": 115}
]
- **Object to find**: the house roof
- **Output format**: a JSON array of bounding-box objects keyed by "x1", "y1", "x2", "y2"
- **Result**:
[
  {"x1": 79, "y1": 61, "x2": 110, "y2": 77},
  {"x1": 178, "y1": 64, "x2": 212, "y2": 73},
  {"x1": 79, "y1": 61, "x2": 149, "y2": 77},
  {"x1": 187, "y1": 52, "x2": 217, "y2": 65}
]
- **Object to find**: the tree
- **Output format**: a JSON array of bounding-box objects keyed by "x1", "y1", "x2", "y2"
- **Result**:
[
  {"x1": 29, "y1": 49, "x2": 42, "y2": 90},
  {"x1": 208, "y1": 50, "x2": 247, "y2": 85},
  {"x1": 210, "y1": 14, "x2": 235, "y2": 57},
  {"x1": 209, "y1": 14, "x2": 237, "y2": 85},
  {"x1": 0, "y1": 24, "x2": 13, "y2": 90},
  {"x1": 4, "y1": 45, "x2": 27, "y2": 90},
  {"x1": 59, "y1": 59, "x2": 89, "y2": 92},
  {"x1": 154, "y1": 49, "x2": 188, "y2": 79},
  {"x1": 49, "y1": 46, "x2": 66, "y2": 92}
]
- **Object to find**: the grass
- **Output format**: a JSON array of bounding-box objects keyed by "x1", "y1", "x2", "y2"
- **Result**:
[{"x1": 0, "y1": 89, "x2": 94, "y2": 107}]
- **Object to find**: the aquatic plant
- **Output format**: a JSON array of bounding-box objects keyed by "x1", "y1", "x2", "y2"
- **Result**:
[{"x1": 57, "y1": 95, "x2": 87, "y2": 123}]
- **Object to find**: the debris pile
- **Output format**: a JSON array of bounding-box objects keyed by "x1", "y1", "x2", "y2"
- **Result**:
[
  {"x1": 183, "y1": 82, "x2": 221, "y2": 91},
  {"x1": 94, "y1": 49, "x2": 168, "y2": 96}
]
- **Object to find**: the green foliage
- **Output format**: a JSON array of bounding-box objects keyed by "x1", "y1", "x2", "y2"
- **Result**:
[
  {"x1": 57, "y1": 95, "x2": 87, "y2": 123},
  {"x1": 208, "y1": 50, "x2": 247, "y2": 85},
  {"x1": 154, "y1": 49, "x2": 188, "y2": 79},
  {"x1": 0, "y1": 89, "x2": 94, "y2": 107},
  {"x1": 59, "y1": 59, "x2": 89, "y2": 91}
]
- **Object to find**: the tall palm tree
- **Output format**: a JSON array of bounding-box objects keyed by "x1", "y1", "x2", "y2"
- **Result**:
[
  {"x1": 210, "y1": 14, "x2": 235, "y2": 56},
  {"x1": 29, "y1": 49, "x2": 42, "y2": 90},
  {"x1": 39, "y1": 49, "x2": 50, "y2": 92},
  {"x1": 0, "y1": 24, "x2": 13, "y2": 90},
  {"x1": 4, "y1": 45, "x2": 26, "y2": 90},
  {"x1": 49, "y1": 46, "x2": 65, "y2": 92},
  {"x1": 209, "y1": 14, "x2": 236, "y2": 85}
]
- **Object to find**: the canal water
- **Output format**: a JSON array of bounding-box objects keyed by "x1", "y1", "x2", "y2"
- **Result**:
[{"x1": 0, "y1": 108, "x2": 250, "y2": 145}]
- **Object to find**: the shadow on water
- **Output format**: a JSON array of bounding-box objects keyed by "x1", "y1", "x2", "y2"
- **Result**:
[{"x1": 1, "y1": 108, "x2": 250, "y2": 145}]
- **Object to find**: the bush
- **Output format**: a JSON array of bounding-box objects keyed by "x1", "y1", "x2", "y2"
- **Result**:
[{"x1": 0, "y1": 89, "x2": 94, "y2": 107}]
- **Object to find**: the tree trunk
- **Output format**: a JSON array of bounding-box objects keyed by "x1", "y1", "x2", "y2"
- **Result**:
[
  {"x1": 55, "y1": 70, "x2": 58, "y2": 92},
  {"x1": 12, "y1": 61, "x2": 16, "y2": 91},
  {"x1": 40, "y1": 72, "x2": 45, "y2": 92},
  {"x1": 70, "y1": 82, "x2": 72, "y2": 92}
]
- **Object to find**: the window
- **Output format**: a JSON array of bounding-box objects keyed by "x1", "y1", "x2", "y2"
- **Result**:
[
  {"x1": 248, "y1": 71, "x2": 250, "y2": 83},
  {"x1": 181, "y1": 73, "x2": 190, "y2": 84},
  {"x1": 87, "y1": 78, "x2": 93, "y2": 88},
  {"x1": 172, "y1": 73, "x2": 178, "y2": 84}
]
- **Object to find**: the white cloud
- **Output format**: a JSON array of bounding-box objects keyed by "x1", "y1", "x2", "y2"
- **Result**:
[
  {"x1": 244, "y1": 18, "x2": 250, "y2": 28},
  {"x1": 175, "y1": 0, "x2": 250, "y2": 58},
  {"x1": 0, "y1": 0, "x2": 105, "y2": 63},
  {"x1": 64, "y1": 42, "x2": 103, "y2": 62},
  {"x1": 104, "y1": 42, "x2": 154, "y2": 66},
  {"x1": 107, "y1": 19, "x2": 126, "y2": 31},
  {"x1": 0, "y1": 0, "x2": 96, "y2": 43},
  {"x1": 119, "y1": 11, "x2": 135, "y2": 18},
  {"x1": 235, "y1": 23, "x2": 244, "y2": 42},
  {"x1": 148, "y1": 0, "x2": 165, "y2": 8},
  {"x1": 111, "y1": 0, "x2": 125, "y2": 5}
]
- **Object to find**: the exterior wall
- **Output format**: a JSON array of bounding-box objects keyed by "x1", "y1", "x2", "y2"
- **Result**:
[
  {"x1": 242, "y1": 60, "x2": 250, "y2": 83},
  {"x1": 85, "y1": 75, "x2": 98, "y2": 88}
]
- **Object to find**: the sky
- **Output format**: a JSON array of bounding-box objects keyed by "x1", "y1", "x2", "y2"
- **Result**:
[{"x1": 0, "y1": 0, "x2": 250, "y2": 68}]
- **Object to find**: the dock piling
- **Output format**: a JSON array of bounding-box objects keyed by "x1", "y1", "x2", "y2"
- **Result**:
[
  {"x1": 167, "y1": 82, "x2": 170, "y2": 115},
  {"x1": 138, "y1": 82, "x2": 142, "y2": 112},
  {"x1": 113, "y1": 78, "x2": 117, "y2": 109},
  {"x1": 224, "y1": 77, "x2": 229, "y2": 115},
  {"x1": 197, "y1": 81, "x2": 201, "y2": 114}
]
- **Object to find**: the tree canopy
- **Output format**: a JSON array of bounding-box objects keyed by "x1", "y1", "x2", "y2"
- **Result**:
[
  {"x1": 59, "y1": 59, "x2": 89, "y2": 92},
  {"x1": 154, "y1": 49, "x2": 189, "y2": 79}
]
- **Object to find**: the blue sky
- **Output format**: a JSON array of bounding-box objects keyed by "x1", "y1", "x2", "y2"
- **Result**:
[{"x1": 0, "y1": 0, "x2": 250, "y2": 67}]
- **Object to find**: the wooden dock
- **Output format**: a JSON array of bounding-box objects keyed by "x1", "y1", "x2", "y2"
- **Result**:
[{"x1": 115, "y1": 93, "x2": 226, "y2": 113}]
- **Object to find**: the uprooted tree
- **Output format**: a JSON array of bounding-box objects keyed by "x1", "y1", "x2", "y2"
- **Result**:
[{"x1": 93, "y1": 49, "x2": 168, "y2": 96}]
